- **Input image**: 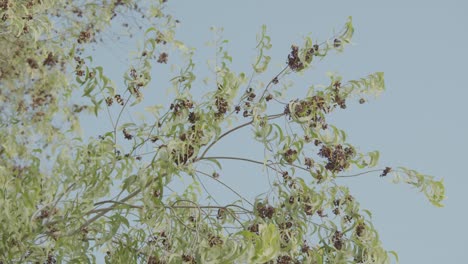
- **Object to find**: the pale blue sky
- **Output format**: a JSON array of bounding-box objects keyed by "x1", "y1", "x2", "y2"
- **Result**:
[{"x1": 89, "y1": 1, "x2": 467, "y2": 263}]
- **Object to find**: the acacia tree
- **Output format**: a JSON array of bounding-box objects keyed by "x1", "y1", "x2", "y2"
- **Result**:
[{"x1": 0, "y1": 1, "x2": 445, "y2": 263}]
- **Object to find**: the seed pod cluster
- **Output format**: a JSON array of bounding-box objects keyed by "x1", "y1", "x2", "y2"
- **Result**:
[
  {"x1": 356, "y1": 223, "x2": 366, "y2": 237},
  {"x1": 77, "y1": 29, "x2": 93, "y2": 44},
  {"x1": 182, "y1": 254, "x2": 196, "y2": 264},
  {"x1": 287, "y1": 45, "x2": 304, "y2": 72},
  {"x1": 318, "y1": 144, "x2": 355, "y2": 173},
  {"x1": 332, "y1": 230, "x2": 344, "y2": 250},
  {"x1": 248, "y1": 223, "x2": 259, "y2": 234},
  {"x1": 276, "y1": 255, "x2": 292, "y2": 264},
  {"x1": 214, "y1": 96, "x2": 228, "y2": 118},
  {"x1": 208, "y1": 235, "x2": 223, "y2": 247},
  {"x1": 283, "y1": 148, "x2": 298, "y2": 164},
  {"x1": 157, "y1": 52, "x2": 168, "y2": 64},
  {"x1": 256, "y1": 203, "x2": 275, "y2": 219},
  {"x1": 381, "y1": 167, "x2": 391, "y2": 177}
]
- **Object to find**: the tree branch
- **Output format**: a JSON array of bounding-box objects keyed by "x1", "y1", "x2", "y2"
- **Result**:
[
  {"x1": 197, "y1": 113, "x2": 285, "y2": 160},
  {"x1": 195, "y1": 169, "x2": 254, "y2": 207},
  {"x1": 68, "y1": 178, "x2": 155, "y2": 236}
]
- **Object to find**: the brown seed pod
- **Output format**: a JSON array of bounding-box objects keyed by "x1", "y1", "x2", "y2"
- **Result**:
[
  {"x1": 123, "y1": 129, "x2": 133, "y2": 140},
  {"x1": 114, "y1": 94, "x2": 124, "y2": 105},
  {"x1": 334, "y1": 38, "x2": 342, "y2": 48},
  {"x1": 332, "y1": 230, "x2": 343, "y2": 250},
  {"x1": 157, "y1": 52, "x2": 168, "y2": 63},
  {"x1": 208, "y1": 235, "x2": 223, "y2": 247},
  {"x1": 381, "y1": 167, "x2": 392, "y2": 177}
]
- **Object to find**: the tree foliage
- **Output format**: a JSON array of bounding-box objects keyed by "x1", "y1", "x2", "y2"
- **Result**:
[{"x1": 0, "y1": 1, "x2": 445, "y2": 263}]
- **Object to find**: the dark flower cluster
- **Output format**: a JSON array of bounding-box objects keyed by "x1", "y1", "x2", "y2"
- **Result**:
[
  {"x1": 334, "y1": 38, "x2": 342, "y2": 48},
  {"x1": 46, "y1": 253, "x2": 57, "y2": 264},
  {"x1": 248, "y1": 223, "x2": 259, "y2": 234},
  {"x1": 27, "y1": 58, "x2": 39, "y2": 69},
  {"x1": 114, "y1": 94, "x2": 124, "y2": 105},
  {"x1": 122, "y1": 129, "x2": 133, "y2": 140},
  {"x1": 157, "y1": 52, "x2": 168, "y2": 64},
  {"x1": 155, "y1": 32, "x2": 167, "y2": 45},
  {"x1": 279, "y1": 221, "x2": 293, "y2": 230},
  {"x1": 104, "y1": 97, "x2": 113, "y2": 106},
  {"x1": 208, "y1": 235, "x2": 223, "y2": 247},
  {"x1": 285, "y1": 96, "x2": 330, "y2": 127},
  {"x1": 182, "y1": 254, "x2": 196, "y2": 264},
  {"x1": 171, "y1": 144, "x2": 194, "y2": 165},
  {"x1": 216, "y1": 208, "x2": 226, "y2": 220},
  {"x1": 331, "y1": 81, "x2": 347, "y2": 109},
  {"x1": 304, "y1": 157, "x2": 314, "y2": 169},
  {"x1": 301, "y1": 241, "x2": 310, "y2": 253},
  {"x1": 214, "y1": 96, "x2": 228, "y2": 118},
  {"x1": 146, "y1": 255, "x2": 162, "y2": 264},
  {"x1": 247, "y1": 92, "x2": 256, "y2": 101},
  {"x1": 318, "y1": 144, "x2": 355, "y2": 173},
  {"x1": 283, "y1": 148, "x2": 298, "y2": 164},
  {"x1": 74, "y1": 56, "x2": 86, "y2": 77},
  {"x1": 170, "y1": 99, "x2": 193, "y2": 115},
  {"x1": 147, "y1": 231, "x2": 171, "y2": 251},
  {"x1": 332, "y1": 230, "x2": 344, "y2": 250},
  {"x1": 77, "y1": 29, "x2": 92, "y2": 44},
  {"x1": 256, "y1": 203, "x2": 275, "y2": 219},
  {"x1": 188, "y1": 112, "x2": 197, "y2": 123},
  {"x1": 287, "y1": 45, "x2": 304, "y2": 72},
  {"x1": 381, "y1": 167, "x2": 392, "y2": 177},
  {"x1": 287, "y1": 44, "x2": 319, "y2": 72},
  {"x1": 356, "y1": 223, "x2": 366, "y2": 237},
  {"x1": 0, "y1": 0, "x2": 8, "y2": 10},
  {"x1": 276, "y1": 255, "x2": 293, "y2": 264},
  {"x1": 43, "y1": 52, "x2": 58, "y2": 67}
]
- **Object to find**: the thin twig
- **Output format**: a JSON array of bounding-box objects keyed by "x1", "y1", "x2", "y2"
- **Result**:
[
  {"x1": 336, "y1": 169, "x2": 384, "y2": 178},
  {"x1": 199, "y1": 156, "x2": 282, "y2": 174},
  {"x1": 196, "y1": 169, "x2": 254, "y2": 207},
  {"x1": 197, "y1": 113, "x2": 285, "y2": 160},
  {"x1": 69, "y1": 177, "x2": 155, "y2": 236}
]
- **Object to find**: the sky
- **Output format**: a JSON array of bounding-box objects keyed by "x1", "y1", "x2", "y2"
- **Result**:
[{"x1": 89, "y1": 0, "x2": 467, "y2": 263}]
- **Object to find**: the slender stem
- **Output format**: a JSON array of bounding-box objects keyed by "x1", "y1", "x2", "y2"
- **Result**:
[
  {"x1": 88, "y1": 201, "x2": 252, "y2": 215},
  {"x1": 336, "y1": 169, "x2": 384, "y2": 178},
  {"x1": 112, "y1": 91, "x2": 132, "y2": 148},
  {"x1": 195, "y1": 174, "x2": 221, "y2": 206},
  {"x1": 69, "y1": 178, "x2": 155, "y2": 236},
  {"x1": 200, "y1": 156, "x2": 282, "y2": 174},
  {"x1": 197, "y1": 113, "x2": 285, "y2": 160},
  {"x1": 90, "y1": 200, "x2": 142, "y2": 210},
  {"x1": 201, "y1": 155, "x2": 382, "y2": 179},
  {"x1": 197, "y1": 121, "x2": 253, "y2": 160},
  {"x1": 196, "y1": 169, "x2": 254, "y2": 207},
  {"x1": 171, "y1": 204, "x2": 252, "y2": 213},
  {"x1": 259, "y1": 66, "x2": 289, "y2": 101}
]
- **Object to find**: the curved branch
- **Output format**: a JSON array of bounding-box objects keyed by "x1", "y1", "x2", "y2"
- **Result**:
[
  {"x1": 68, "y1": 177, "x2": 156, "y2": 236},
  {"x1": 200, "y1": 156, "x2": 283, "y2": 174},
  {"x1": 259, "y1": 66, "x2": 289, "y2": 101},
  {"x1": 197, "y1": 113, "x2": 285, "y2": 160},
  {"x1": 336, "y1": 169, "x2": 384, "y2": 178},
  {"x1": 197, "y1": 121, "x2": 253, "y2": 161},
  {"x1": 195, "y1": 169, "x2": 254, "y2": 207}
]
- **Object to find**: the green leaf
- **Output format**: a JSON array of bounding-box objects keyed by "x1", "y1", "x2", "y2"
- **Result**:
[{"x1": 251, "y1": 224, "x2": 280, "y2": 263}]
